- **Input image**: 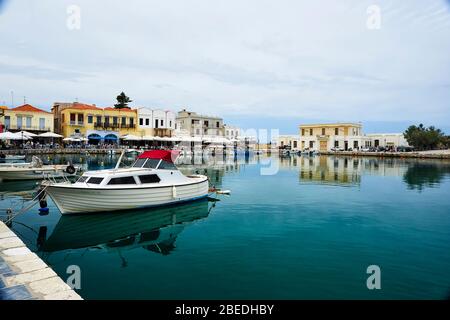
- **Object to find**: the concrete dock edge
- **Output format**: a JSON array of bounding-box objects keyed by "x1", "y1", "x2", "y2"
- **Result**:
[{"x1": 0, "y1": 221, "x2": 82, "y2": 300}]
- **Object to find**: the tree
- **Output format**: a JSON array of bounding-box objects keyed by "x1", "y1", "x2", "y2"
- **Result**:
[
  {"x1": 404, "y1": 124, "x2": 446, "y2": 150},
  {"x1": 114, "y1": 92, "x2": 132, "y2": 109}
]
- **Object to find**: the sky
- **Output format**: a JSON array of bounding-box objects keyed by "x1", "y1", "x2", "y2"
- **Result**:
[{"x1": 0, "y1": 0, "x2": 449, "y2": 134}]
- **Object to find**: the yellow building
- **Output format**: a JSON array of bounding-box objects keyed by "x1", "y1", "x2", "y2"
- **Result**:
[
  {"x1": 299, "y1": 123, "x2": 368, "y2": 152},
  {"x1": 52, "y1": 102, "x2": 138, "y2": 143},
  {"x1": 0, "y1": 104, "x2": 54, "y2": 134}
]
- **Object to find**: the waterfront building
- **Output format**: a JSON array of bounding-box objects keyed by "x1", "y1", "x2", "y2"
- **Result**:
[
  {"x1": 52, "y1": 102, "x2": 138, "y2": 143},
  {"x1": 0, "y1": 105, "x2": 8, "y2": 133},
  {"x1": 299, "y1": 123, "x2": 370, "y2": 152},
  {"x1": 365, "y1": 133, "x2": 409, "y2": 148},
  {"x1": 274, "y1": 135, "x2": 301, "y2": 150},
  {"x1": 0, "y1": 104, "x2": 54, "y2": 134},
  {"x1": 137, "y1": 108, "x2": 176, "y2": 137},
  {"x1": 176, "y1": 109, "x2": 224, "y2": 138},
  {"x1": 224, "y1": 125, "x2": 240, "y2": 140}
]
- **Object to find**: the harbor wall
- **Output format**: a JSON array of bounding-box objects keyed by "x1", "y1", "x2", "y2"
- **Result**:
[{"x1": 0, "y1": 221, "x2": 82, "y2": 300}]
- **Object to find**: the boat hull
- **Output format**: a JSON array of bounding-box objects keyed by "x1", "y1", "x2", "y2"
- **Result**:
[{"x1": 46, "y1": 179, "x2": 210, "y2": 215}]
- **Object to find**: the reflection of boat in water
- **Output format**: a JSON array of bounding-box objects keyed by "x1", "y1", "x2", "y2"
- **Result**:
[{"x1": 39, "y1": 199, "x2": 213, "y2": 254}]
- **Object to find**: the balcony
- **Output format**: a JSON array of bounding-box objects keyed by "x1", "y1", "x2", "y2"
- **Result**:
[
  {"x1": 4, "y1": 124, "x2": 52, "y2": 132},
  {"x1": 69, "y1": 121, "x2": 84, "y2": 126}
]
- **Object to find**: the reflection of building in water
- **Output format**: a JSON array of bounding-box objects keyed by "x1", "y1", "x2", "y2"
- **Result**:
[
  {"x1": 296, "y1": 155, "x2": 438, "y2": 186},
  {"x1": 299, "y1": 156, "x2": 362, "y2": 186}
]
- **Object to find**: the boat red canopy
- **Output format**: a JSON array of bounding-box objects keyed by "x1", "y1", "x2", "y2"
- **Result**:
[{"x1": 138, "y1": 150, "x2": 180, "y2": 163}]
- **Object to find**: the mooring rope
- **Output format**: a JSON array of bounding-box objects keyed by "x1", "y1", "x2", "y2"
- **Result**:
[{"x1": 2, "y1": 185, "x2": 49, "y2": 225}]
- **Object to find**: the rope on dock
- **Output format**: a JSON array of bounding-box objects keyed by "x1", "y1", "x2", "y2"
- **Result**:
[{"x1": 1, "y1": 185, "x2": 49, "y2": 225}]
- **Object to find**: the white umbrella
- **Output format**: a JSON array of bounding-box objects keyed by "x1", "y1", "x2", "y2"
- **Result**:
[
  {"x1": 0, "y1": 131, "x2": 29, "y2": 140},
  {"x1": 17, "y1": 130, "x2": 37, "y2": 137},
  {"x1": 142, "y1": 136, "x2": 155, "y2": 141},
  {"x1": 38, "y1": 132, "x2": 63, "y2": 138},
  {"x1": 121, "y1": 134, "x2": 142, "y2": 141}
]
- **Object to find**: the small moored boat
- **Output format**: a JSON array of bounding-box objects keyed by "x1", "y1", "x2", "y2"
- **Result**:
[
  {"x1": 43, "y1": 150, "x2": 210, "y2": 215},
  {"x1": 0, "y1": 154, "x2": 26, "y2": 161},
  {"x1": 0, "y1": 156, "x2": 80, "y2": 181}
]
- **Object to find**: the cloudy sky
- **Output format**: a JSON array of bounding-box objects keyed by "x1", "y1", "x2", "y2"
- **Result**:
[{"x1": 0, "y1": 0, "x2": 449, "y2": 134}]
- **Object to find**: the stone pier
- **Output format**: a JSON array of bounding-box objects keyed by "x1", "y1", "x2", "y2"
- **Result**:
[{"x1": 0, "y1": 221, "x2": 82, "y2": 300}]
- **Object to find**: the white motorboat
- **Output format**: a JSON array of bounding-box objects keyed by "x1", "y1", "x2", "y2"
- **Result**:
[
  {"x1": 0, "y1": 154, "x2": 26, "y2": 161},
  {"x1": 0, "y1": 156, "x2": 80, "y2": 181},
  {"x1": 43, "y1": 150, "x2": 210, "y2": 215}
]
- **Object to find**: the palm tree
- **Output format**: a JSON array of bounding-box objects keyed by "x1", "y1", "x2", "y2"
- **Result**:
[{"x1": 114, "y1": 92, "x2": 132, "y2": 109}]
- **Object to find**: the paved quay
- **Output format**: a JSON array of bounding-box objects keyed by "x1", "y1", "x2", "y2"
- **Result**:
[{"x1": 0, "y1": 221, "x2": 82, "y2": 300}]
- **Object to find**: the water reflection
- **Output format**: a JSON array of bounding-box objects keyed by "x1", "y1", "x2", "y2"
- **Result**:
[
  {"x1": 38, "y1": 199, "x2": 214, "y2": 256},
  {"x1": 277, "y1": 155, "x2": 450, "y2": 190},
  {"x1": 298, "y1": 156, "x2": 362, "y2": 186},
  {"x1": 403, "y1": 162, "x2": 450, "y2": 191}
]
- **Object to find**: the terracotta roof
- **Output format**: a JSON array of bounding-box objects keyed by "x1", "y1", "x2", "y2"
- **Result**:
[
  {"x1": 10, "y1": 104, "x2": 51, "y2": 114},
  {"x1": 0, "y1": 106, "x2": 8, "y2": 110},
  {"x1": 104, "y1": 107, "x2": 136, "y2": 113}
]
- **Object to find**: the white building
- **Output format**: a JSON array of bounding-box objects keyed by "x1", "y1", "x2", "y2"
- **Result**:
[
  {"x1": 274, "y1": 135, "x2": 301, "y2": 150},
  {"x1": 176, "y1": 109, "x2": 224, "y2": 138},
  {"x1": 224, "y1": 125, "x2": 240, "y2": 140},
  {"x1": 365, "y1": 133, "x2": 409, "y2": 148},
  {"x1": 137, "y1": 108, "x2": 176, "y2": 137}
]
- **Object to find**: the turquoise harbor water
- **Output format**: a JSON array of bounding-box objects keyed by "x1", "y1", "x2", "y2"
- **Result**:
[{"x1": 1, "y1": 154, "x2": 450, "y2": 299}]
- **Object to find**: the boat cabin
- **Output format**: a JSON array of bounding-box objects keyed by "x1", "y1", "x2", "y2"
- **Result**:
[{"x1": 73, "y1": 150, "x2": 191, "y2": 188}]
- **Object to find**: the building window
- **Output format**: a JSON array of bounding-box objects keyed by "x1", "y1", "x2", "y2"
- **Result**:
[
  {"x1": 145, "y1": 118, "x2": 149, "y2": 126},
  {"x1": 322, "y1": 128, "x2": 325, "y2": 135},
  {"x1": 130, "y1": 118, "x2": 134, "y2": 126},
  {"x1": 161, "y1": 120, "x2": 164, "y2": 126},
  {"x1": 301, "y1": 129, "x2": 305, "y2": 136},
  {"x1": 121, "y1": 117, "x2": 126, "y2": 126},
  {"x1": 96, "y1": 116, "x2": 102, "y2": 125},
  {"x1": 113, "y1": 117, "x2": 118, "y2": 125},
  {"x1": 204, "y1": 120, "x2": 209, "y2": 127},
  {"x1": 88, "y1": 115, "x2": 93, "y2": 124},
  {"x1": 309, "y1": 128, "x2": 313, "y2": 135},
  {"x1": 293, "y1": 141, "x2": 297, "y2": 148},
  {"x1": 155, "y1": 119, "x2": 158, "y2": 128},
  {"x1": 104, "y1": 116, "x2": 110, "y2": 125},
  {"x1": 70, "y1": 113, "x2": 76, "y2": 124},
  {"x1": 216, "y1": 121, "x2": 220, "y2": 128},
  {"x1": 169, "y1": 121, "x2": 172, "y2": 127},
  {"x1": 39, "y1": 118, "x2": 45, "y2": 130},
  {"x1": 77, "y1": 114, "x2": 84, "y2": 124},
  {"x1": 309, "y1": 141, "x2": 314, "y2": 148},
  {"x1": 26, "y1": 117, "x2": 32, "y2": 128},
  {"x1": 139, "y1": 118, "x2": 143, "y2": 126},
  {"x1": 4, "y1": 116, "x2": 10, "y2": 129}
]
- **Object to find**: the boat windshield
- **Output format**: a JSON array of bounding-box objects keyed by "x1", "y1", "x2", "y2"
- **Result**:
[
  {"x1": 143, "y1": 159, "x2": 161, "y2": 169},
  {"x1": 133, "y1": 158, "x2": 147, "y2": 168},
  {"x1": 132, "y1": 158, "x2": 161, "y2": 169}
]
